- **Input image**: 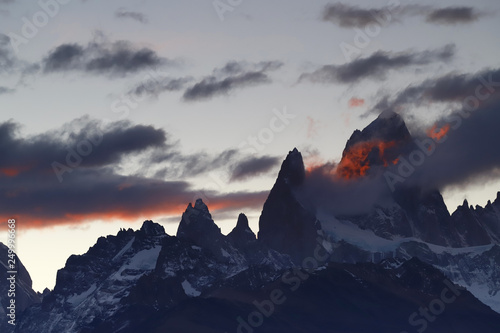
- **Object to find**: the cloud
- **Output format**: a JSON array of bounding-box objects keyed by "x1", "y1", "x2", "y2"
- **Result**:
[
  {"x1": 43, "y1": 43, "x2": 84, "y2": 72},
  {"x1": 128, "y1": 76, "x2": 193, "y2": 98},
  {"x1": 349, "y1": 97, "x2": 365, "y2": 108},
  {"x1": 148, "y1": 146, "x2": 281, "y2": 183},
  {"x1": 183, "y1": 60, "x2": 283, "y2": 101},
  {"x1": 399, "y1": 101, "x2": 500, "y2": 192},
  {"x1": 230, "y1": 156, "x2": 280, "y2": 181},
  {"x1": 301, "y1": 99, "x2": 500, "y2": 216},
  {"x1": 42, "y1": 39, "x2": 169, "y2": 76},
  {"x1": 361, "y1": 68, "x2": 500, "y2": 192},
  {"x1": 302, "y1": 160, "x2": 393, "y2": 216},
  {"x1": 299, "y1": 45, "x2": 455, "y2": 84},
  {"x1": 322, "y1": 3, "x2": 402, "y2": 28},
  {"x1": 369, "y1": 68, "x2": 500, "y2": 115},
  {"x1": 0, "y1": 86, "x2": 14, "y2": 94},
  {"x1": 115, "y1": 8, "x2": 149, "y2": 24},
  {"x1": 306, "y1": 116, "x2": 321, "y2": 139},
  {"x1": 321, "y1": 3, "x2": 485, "y2": 28},
  {"x1": 148, "y1": 148, "x2": 238, "y2": 179},
  {"x1": 0, "y1": 33, "x2": 40, "y2": 86},
  {"x1": 0, "y1": 118, "x2": 273, "y2": 229},
  {"x1": 0, "y1": 33, "x2": 19, "y2": 73},
  {"x1": 426, "y1": 7, "x2": 482, "y2": 25},
  {"x1": 0, "y1": 117, "x2": 167, "y2": 173}
]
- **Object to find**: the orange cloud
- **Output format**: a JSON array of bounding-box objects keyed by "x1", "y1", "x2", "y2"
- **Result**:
[
  {"x1": 0, "y1": 165, "x2": 33, "y2": 177},
  {"x1": 427, "y1": 123, "x2": 451, "y2": 141},
  {"x1": 348, "y1": 97, "x2": 365, "y2": 108},
  {"x1": 1, "y1": 191, "x2": 269, "y2": 230},
  {"x1": 304, "y1": 152, "x2": 325, "y2": 173}
]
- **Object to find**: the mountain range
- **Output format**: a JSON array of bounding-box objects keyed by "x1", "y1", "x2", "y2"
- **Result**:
[{"x1": 2, "y1": 111, "x2": 500, "y2": 332}]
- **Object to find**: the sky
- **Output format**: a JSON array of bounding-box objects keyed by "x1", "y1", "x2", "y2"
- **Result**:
[{"x1": 1, "y1": 0, "x2": 500, "y2": 292}]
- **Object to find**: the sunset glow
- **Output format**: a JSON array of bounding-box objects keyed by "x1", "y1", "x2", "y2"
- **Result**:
[{"x1": 336, "y1": 140, "x2": 397, "y2": 179}]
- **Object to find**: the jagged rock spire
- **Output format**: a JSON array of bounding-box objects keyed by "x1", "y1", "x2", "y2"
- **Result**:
[
  {"x1": 258, "y1": 148, "x2": 323, "y2": 263},
  {"x1": 176, "y1": 199, "x2": 221, "y2": 243},
  {"x1": 227, "y1": 213, "x2": 256, "y2": 245}
]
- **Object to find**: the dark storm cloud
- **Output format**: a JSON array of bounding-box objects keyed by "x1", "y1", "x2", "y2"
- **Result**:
[
  {"x1": 365, "y1": 68, "x2": 500, "y2": 191},
  {"x1": 321, "y1": 3, "x2": 485, "y2": 28},
  {"x1": 42, "y1": 39, "x2": 169, "y2": 76},
  {"x1": 0, "y1": 118, "x2": 276, "y2": 228},
  {"x1": 395, "y1": 100, "x2": 500, "y2": 192},
  {"x1": 115, "y1": 8, "x2": 149, "y2": 24},
  {"x1": 183, "y1": 60, "x2": 283, "y2": 101},
  {"x1": 0, "y1": 117, "x2": 166, "y2": 173},
  {"x1": 129, "y1": 76, "x2": 193, "y2": 98},
  {"x1": 230, "y1": 156, "x2": 280, "y2": 181},
  {"x1": 299, "y1": 45, "x2": 455, "y2": 84},
  {"x1": 369, "y1": 68, "x2": 500, "y2": 115},
  {"x1": 426, "y1": 7, "x2": 481, "y2": 25}
]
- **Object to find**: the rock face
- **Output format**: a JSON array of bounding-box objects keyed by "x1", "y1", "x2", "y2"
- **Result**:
[
  {"x1": 450, "y1": 198, "x2": 500, "y2": 245},
  {"x1": 334, "y1": 111, "x2": 410, "y2": 181},
  {"x1": 16, "y1": 223, "x2": 166, "y2": 333},
  {"x1": 258, "y1": 148, "x2": 324, "y2": 263},
  {"x1": 0, "y1": 243, "x2": 40, "y2": 333},
  {"x1": 227, "y1": 213, "x2": 257, "y2": 246}
]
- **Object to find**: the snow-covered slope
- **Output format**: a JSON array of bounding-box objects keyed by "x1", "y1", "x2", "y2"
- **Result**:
[{"x1": 17, "y1": 221, "x2": 165, "y2": 333}]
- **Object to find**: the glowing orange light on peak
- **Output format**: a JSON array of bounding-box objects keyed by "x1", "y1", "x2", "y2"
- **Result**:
[
  {"x1": 336, "y1": 140, "x2": 398, "y2": 180},
  {"x1": 427, "y1": 123, "x2": 450, "y2": 141}
]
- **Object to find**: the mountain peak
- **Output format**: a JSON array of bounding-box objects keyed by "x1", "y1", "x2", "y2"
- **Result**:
[
  {"x1": 258, "y1": 149, "x2": 323, "y2": 263},
  {"x1": 140, "y1": 220, "x2": 166, "y2": 236},
  {"x1": 176, "y1": 199, "x2": 221, "y2": 243},
  {"x1": 462, "y1": 199, "x2": 469, "y2": 209},
  {"x1": 227, "y1": 213, "x2": 256, "y2": 245},
  {"x1": 277, "y1": 148, "x2": 305, "y2": 186},
  {"x1": 378, "y1": 109, "x2": 398, "y2": 119},
  {"x1": 338, "y1": 112, "x2": 411, "y2": 179},
  {"x1": 194, "y1": 198, "x2": 209, "y2": 213},
  {"x1": 345, "y1": 111, "x2": 411, "y2": 150},
  {"x1": 236, "y1": 213, "x2": 250, "y2": 229}
]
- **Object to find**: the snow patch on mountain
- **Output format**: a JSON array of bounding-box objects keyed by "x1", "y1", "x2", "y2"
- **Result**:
[
  {"x1": 182, "y1": 280, "x2": 201, "y2": 297},
  {"x1": 112, "y1": 237, "x2": 135, "y2": 261},
  {"x1": 67, "y1": 284, "x2": 97, "y2": 306}
]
